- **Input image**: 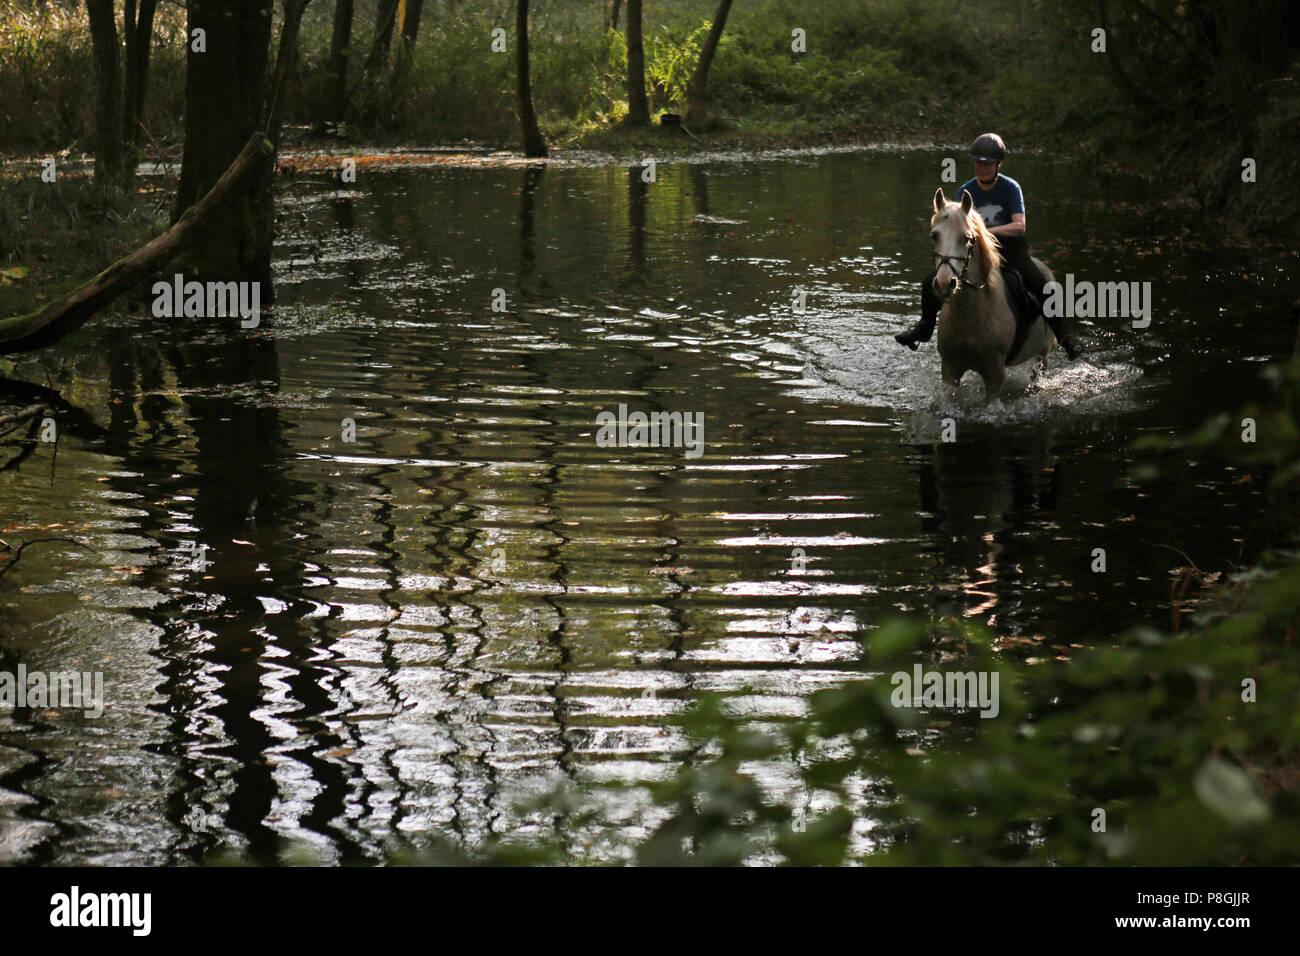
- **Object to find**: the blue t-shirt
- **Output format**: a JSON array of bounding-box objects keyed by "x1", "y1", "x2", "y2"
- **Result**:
[{"x1": 955, "y1": 174, "x2": 1025, "y2": 229}]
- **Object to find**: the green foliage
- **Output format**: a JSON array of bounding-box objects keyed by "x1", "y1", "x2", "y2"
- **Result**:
[
  {"x1": 986, "y1": 66, "x2": 1112, "y2": 135},
  {"x1": 0, "y1": 0, "x2": 1036, "y2": 147},
  {"x1": 633, "y1": 695, "x2": 790, "y2": 866},
  {"x1": 0, "y1": 4, "x2": 94, "y2": 149},
  {"x1": 837, "y1": 594, "x2": 1300, "y2": 864},
  {"x1": 464, "y1": 566, "x2": 1300, "y2": 866},
  {"x1": 0, "y1": 3, "x2": 187, "y2": 151},
  {"x1": 646, "y1": 21, "x2": 710, "y2": 109}
]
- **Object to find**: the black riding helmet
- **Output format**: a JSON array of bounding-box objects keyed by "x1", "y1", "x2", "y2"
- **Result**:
[{"x1": 970, "y1": 132, "x2": 1006, "y2": 163}]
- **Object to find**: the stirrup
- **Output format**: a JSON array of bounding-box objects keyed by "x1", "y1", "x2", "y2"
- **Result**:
[
  {"x1": 895, "y1": 330, "x2": 920, "y2": 350},
  {"x1": 895, "y1": 322, "x2": 930, "y2": 350}
]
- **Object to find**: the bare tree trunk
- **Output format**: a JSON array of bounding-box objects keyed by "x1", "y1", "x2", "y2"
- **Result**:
[
  {"x1": 326, "y1": 0, "x2": 355, "y2": 125},
  {"x1": 401, "y1": 0, "x2": 424, "y2": 42},
  {"x1": 366, "y1": 0, "x2": 401, "y2": 76},
  {"x1": 122, "y1": 0, "x2": 158, "y2": 157},
  {"x1": 172, "y1": 0, "x2": 275, "y2": 288},
  {"x1": 85, "y1": 0, "x2": 124, "y2": 185},
  {"x1": 359, "y1": 0, "x2": 402, "y2": 124},
  {"x1": 516, "y1": 0, "x2": 547, "y2": 157},
  {"x1": 133, "y1": 0, "x2": 158, "y2": 138},
  {"x1": 625, "y1": 0, "x2": 649, "y2": 125},
  {"x1": 268, "y1": 0, "x2": 312, "y2": 152},
  {"x1": 124, "y1": 0, "x2": 138, "y2": 149},
  {"x1": 684, "y1": 0, "x2": 733, "y2": 129},
  {"x1": 391, "y1": 0, "x2": 425, "y2": 107},
  {"x1": 610, "y1": 0, "x2": 623, "y2": 31}
]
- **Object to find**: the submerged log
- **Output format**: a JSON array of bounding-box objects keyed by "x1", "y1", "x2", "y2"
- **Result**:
[{"x1": 0, "y1": 132, "x2": 274, "y2": 356}]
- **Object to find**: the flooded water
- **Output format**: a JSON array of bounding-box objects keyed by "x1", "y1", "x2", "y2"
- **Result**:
[{"x1": 1, "y1": 148, "x2": 1294, "y2": 863}]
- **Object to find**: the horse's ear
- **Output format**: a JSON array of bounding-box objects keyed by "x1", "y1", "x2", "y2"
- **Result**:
[
  {"x1": 959, "y1": 189, "x2": 973, "y2": 214},
  {"x1": 933, "y1": 187, "x2": 946, "y2": 212}
]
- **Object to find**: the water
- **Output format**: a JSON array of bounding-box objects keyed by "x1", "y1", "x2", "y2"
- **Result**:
[{"x1": 0, "y1": 148, "x2": 1294, "y2": 863}]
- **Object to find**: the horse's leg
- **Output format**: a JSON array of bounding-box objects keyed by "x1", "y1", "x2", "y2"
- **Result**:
[
  {"x1": 981, "y1": 363, "x2": 1006, "y2": 405},
  {"x1": 941, "y1": 358, "x2": 961, "y2": 388},
  {"x1": 1030, "y1": 343, "x2": 1050, "y2": 382}
]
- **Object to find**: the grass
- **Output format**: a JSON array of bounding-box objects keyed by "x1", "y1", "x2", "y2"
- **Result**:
[{"x1": 0, "y1": 171, "x2": 168, "y2": 325}]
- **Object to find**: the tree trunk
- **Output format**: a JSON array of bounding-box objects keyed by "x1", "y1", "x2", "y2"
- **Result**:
[
  {"x1": 625, "y1": 0, "x2": 649, "y2": 125},
  {"x1": 516, "y1": 0, "x2": 547, "y2": 157},
  {"x1": 366, "y1": 0, "x2": 401, "y2": 76},
  {"x1": 171, "y1": 0, "x2": 276, "y2": 289},
  {"x1": 85, "y1": 0, "x2": 124, "y2": 186},
  {"x1": 610, "y1": 0, "x2": 623, "y2": 31},
  {"x1": 122, "y1": 0, "x2": 158, "y2": 156},
  {"x1": 123, "y1": 0, "x2": 138, "y2": 154},
  {"x1": 684, "y1": 0, "x2": 733, "y2": 129},
  {"x1": 0, "y1": 134, "x2": 274, "y2": 355},
  {"x1": 326, "y1": 0, "x2": 355, "y2": 124},
  {"x1": 268, "y1": 0, "x2": 312, "y2": 152},
  {"x1": 401, "y1": 0, "x2": 424, "y2": 42},
  {"x1": 132, "y1": 0, "x2": 158, "y2": 142},
  {"x1": 390, "y1": 0, "x2": 425, "y2": 107},
  {"x1": 358, "y1": 0, "x2": 401, "y2": 124}
]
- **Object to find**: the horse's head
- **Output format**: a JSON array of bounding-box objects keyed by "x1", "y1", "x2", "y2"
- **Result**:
[{"x1": 930, "y1": 187, "x2": 1000, "y2": 300}]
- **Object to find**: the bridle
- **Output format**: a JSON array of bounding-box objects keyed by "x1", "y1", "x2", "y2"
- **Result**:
[{"x1": 934, "y1": 232, "x2": 987, "y2": 291}]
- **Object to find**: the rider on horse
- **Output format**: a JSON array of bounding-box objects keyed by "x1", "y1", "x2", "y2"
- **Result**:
[{"x1": 895, "y1": 133, "x2": 1083, "y2": 360}]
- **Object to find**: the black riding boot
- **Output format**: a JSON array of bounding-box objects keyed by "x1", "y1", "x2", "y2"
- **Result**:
[
  {"x1": 896, "y1": 275, "x2": 941, "y2": 350},
  {"x1": 1040, "y1": 305, "x2": 1083, "y2": 359}
]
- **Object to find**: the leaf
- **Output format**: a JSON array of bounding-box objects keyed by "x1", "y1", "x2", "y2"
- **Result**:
[
  {"x1": 1193, "y1": 758, "x2": 1269, "y2": 826},
  {"x1": 869, "y1": 617, "x2": 927, "y2": 661},
  {"x1": 0, "y1": 266, "x2": 29, "y2": 280}
]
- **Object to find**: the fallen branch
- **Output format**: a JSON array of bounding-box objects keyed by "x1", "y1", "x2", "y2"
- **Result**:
[
  {"x1": 0, "y1": 132, "x2": 274, "y2": 355},
  {"x1": 0, "y1": 403, "x2": 47, "y2": 439}
]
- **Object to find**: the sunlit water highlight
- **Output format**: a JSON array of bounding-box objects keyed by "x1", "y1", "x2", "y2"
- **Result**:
[{"x1": 0, "y1": 148, "x2": 1293, "y2": 863}]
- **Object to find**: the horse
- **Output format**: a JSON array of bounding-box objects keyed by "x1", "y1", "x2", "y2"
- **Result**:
[{"x1": 929, "y1": 187, "x2": 1055, "y2": 404}]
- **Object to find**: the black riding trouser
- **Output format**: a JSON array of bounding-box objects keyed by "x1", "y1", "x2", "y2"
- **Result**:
[{"x1": 996, "y1": 235, "x2": 1044, "y2": 302}]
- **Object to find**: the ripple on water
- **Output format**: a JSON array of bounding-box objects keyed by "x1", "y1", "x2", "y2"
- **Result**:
[{"x1": 0, "y1": 147, "x2": 1281, "y2": 863}]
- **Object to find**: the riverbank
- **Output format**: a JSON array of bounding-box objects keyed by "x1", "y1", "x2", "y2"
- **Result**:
[
  {"x1": 3, "y1": 117, "x2": 1285, "y2": 340},
  {"x1": 4, "y1": 0, "x2": 1296, "y2": 256}
]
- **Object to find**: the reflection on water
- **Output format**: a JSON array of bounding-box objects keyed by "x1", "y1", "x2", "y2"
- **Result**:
[{"x1": 0, "y1": 149, "x2": 1292, "y2": 863}]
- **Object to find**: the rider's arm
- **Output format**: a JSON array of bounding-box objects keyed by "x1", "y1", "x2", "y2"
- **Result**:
[
  {"x1": 991, "y1": 213, "x2": 1025, "y2": 237},
  {"x1": 992, "y1": 180, "x2": 1027, "y2": 237}
]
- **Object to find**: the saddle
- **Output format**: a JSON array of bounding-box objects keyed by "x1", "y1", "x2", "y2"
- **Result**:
[{"x1": 1002, "y1": 267, "x2": 1041, "y2": 362}]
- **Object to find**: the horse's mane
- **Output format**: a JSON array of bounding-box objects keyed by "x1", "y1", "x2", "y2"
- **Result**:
[{"x1": 966, "y1": 206, "x2": 1003, "y2": 290}]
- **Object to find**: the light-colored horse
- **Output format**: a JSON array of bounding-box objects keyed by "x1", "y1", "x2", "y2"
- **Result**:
[{"x1": 930, "y1": 187, "x2": 1055, "y2": 404}]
